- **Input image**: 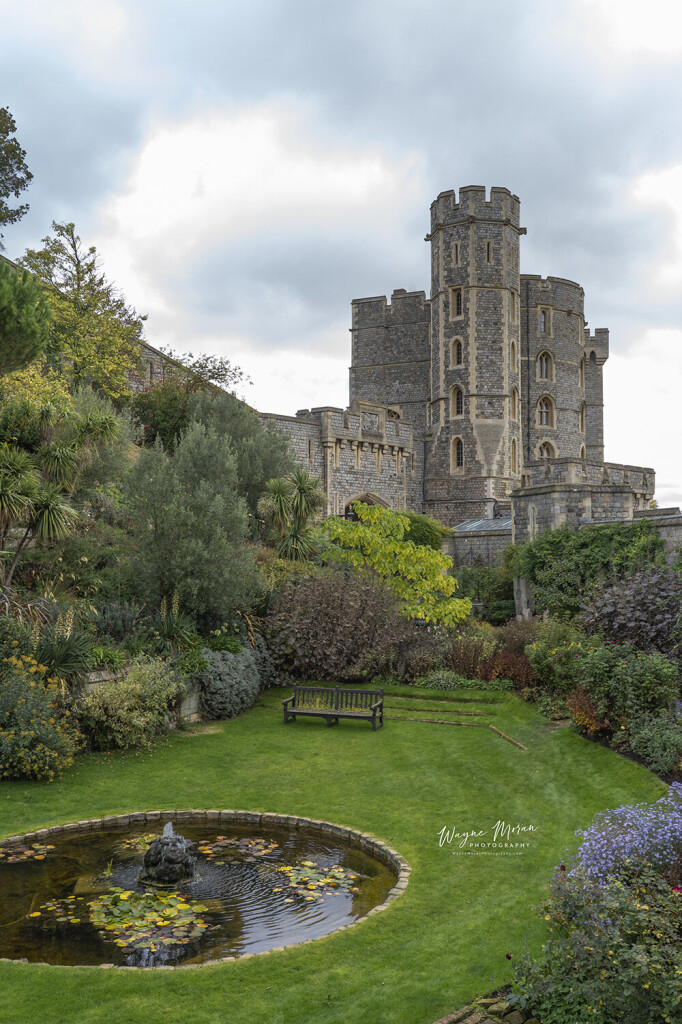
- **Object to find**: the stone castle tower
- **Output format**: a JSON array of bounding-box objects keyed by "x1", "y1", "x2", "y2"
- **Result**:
[{"x1": 265, "y1": 185, "x2": 654, "y2": 544}]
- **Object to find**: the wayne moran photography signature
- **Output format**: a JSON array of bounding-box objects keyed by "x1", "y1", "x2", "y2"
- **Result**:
[{"x1": 438, "y1": 821, "x2": 538, "y2": 852}]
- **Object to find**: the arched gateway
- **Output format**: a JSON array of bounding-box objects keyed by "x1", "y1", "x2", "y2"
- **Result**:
[{"x1": 344, "y1": 493, "x2": 389, "y2": 520}]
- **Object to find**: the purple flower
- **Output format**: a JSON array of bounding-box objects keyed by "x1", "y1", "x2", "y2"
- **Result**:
[{"x1": 571, "y1": 783, "x2": 682, "y2": 883}]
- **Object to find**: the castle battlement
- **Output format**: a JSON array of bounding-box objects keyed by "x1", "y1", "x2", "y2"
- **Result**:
[
  {"x1": 521, "y1": 274, "x2": 585, "y2": 313},
  {"x1": 351, "y1": 289, "x2": 429, "y2": 330},
  {"x1": 430, "y1": 185, "x2": 521, "y2": 228},
  {"x1": 585, "y1": 328, "x2": 609, "y2": 362}
]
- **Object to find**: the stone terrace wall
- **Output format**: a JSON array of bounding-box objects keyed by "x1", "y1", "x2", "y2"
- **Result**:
[
  {"x1": 443, "y1": 525, "x2": 512, "y2": 567},
  {"x1": 512, "y1": 459, "x2": 655, "y2": 545}
]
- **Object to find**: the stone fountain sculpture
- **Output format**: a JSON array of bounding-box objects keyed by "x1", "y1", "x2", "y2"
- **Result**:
[{"x1": 138, "y1": 822, "x2": 197, "y2": 887}]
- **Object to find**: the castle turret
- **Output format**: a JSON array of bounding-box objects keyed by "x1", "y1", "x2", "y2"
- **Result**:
[
  {"x1": 520, "y1": 275, "x2": 590, "y2": 465},
  {"x1": 423, "y1": 186, "x2": 525, "y2": 522}
]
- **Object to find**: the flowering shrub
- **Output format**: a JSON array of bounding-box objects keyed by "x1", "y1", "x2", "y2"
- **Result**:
[
  {"x1": 512, "y1": 787, "x2": 682, "y2": 1023},
  {"x1": 511, "y1": 864, "x2": 682, "y2": 1024},
  {"x1": 0, "y1": 653, "x2": 81, "y2": 781},
  {"x1": 76, "y1": 659, "x2": 185, "y2": 750},
  {"x1": 572, "y1": 784, "x2": 682, "y2": 884}
]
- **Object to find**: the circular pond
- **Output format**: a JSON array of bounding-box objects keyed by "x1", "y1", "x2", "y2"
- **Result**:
[{"x1": 0, "y1": 811, "x2": 409, "y2": 968}]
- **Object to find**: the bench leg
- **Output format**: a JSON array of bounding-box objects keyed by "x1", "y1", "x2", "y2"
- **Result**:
[
  {"x1": 324, "y1": 716, "x2": 338, "y2": 727},
  {"x1": 284, "y1": 711, "x2": 296, "y2": 724}
]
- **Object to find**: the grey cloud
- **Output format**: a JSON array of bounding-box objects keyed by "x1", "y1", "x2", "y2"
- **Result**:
[{"x1": 8, "y1": 0, "x2": 682, "y2": 360}]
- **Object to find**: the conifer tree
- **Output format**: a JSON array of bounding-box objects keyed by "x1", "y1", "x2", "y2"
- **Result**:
[
  {"x1": 0, "y1": 259, "x2": 51, "y2": 376},
  {"x1": 0, "y1": 107, "x2": 32, "y2": 248}
]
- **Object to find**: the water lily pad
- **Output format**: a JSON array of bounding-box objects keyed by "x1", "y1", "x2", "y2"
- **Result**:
[
  {"x1": 87, "y1": 888, "x2": 210, "y2": 952},
  {"x1": 273, "y1": 860, "x2": 360, "y2": 901},
  {"x1": 198, "y1": 836, "x2": 279, "y2": 862},
  {"x1": 118, "y1": 834, "x2": 157, "y2": 854},
  {"x1": 1, "y1": 843, "x2": 55, "y2": 864}
]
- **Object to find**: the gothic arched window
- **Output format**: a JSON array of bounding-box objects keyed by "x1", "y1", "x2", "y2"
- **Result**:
[
  {"x1": 537, "y1": 351, "x2": 552, "y2": 379},
  {"x1": 538, "y1": 442, "x2": 554, "y2": 460},
  {"x1": 537, "y1": 397, "x2": 553, "y2": 427}
]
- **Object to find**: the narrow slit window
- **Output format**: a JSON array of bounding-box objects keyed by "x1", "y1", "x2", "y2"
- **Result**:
[
  {"x1": 451, "y1": 386, "x2": 464, "y2": 418},
  {"x1": 451, "y1": 437, "x2": 464, "y2": 471},
  {"x1": 539, "y1": 309, "x2": 547, "y2": 334},
  {"x1": 451, "y1": 287, "x2": 463, "y2": 318}
]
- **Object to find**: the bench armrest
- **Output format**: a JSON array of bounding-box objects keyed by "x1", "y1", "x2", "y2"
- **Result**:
[
  {"x1": 282, "y1": 696, "x2": 295, "y2": 709},
  {"x1": 370, "y1": 700, "x2": 383, "y2": 710}
]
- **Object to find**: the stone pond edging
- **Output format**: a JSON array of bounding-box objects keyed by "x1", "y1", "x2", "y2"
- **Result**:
[{"x1": 0, "y1": 809, "x2": 411, "y2": 969}]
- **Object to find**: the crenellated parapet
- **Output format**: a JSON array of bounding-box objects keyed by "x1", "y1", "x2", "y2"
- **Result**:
[
  {"x1": 428, "y1": 185, "x2": 522, "y2": 232},
  {"x1": 512, "y1": 457, "x2": 655, "y2": 545},
  {"x1": 261, "y1": 401, "x2": 419, "y2": 519}
]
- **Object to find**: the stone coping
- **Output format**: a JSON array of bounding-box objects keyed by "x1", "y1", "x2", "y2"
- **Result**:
[{"x1": 0, "y1": 810, "x2": 410, "y2": 970}]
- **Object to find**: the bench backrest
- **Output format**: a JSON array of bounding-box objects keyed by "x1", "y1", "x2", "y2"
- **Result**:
[{"x1": 291, "y1": 685, "x2": 383, "y2": 711}]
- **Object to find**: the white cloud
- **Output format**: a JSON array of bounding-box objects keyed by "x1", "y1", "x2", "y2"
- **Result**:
[
  {"x1": 98, "y1": 103, "x2": 421, "y2": 287},
  {"x1": 234, "y1": 343, "x2": 349, "y2": 418},
  {"x1": 577, "y1": 0, "x2": 682, "y2": 57},
  {"x1": 605, "y1": 330, "x2": 682, "y2": 508},
  {"x1": 2, "y1": 0, "x2": 128, "y2": 73},
  {"x1": 631, "y1": 163, "x2": 682, "y2": 292},
  {"x1": 94, "y1": 101, "x2": 423, "y2": 345}
]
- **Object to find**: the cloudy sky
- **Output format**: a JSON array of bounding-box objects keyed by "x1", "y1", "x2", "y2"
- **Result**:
[{"x1": 2, "y1": 0, "x2": 682, "y2": 505}]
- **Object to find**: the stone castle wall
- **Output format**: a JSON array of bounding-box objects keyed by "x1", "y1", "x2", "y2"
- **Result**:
[
  {"x1": 262, "y1": 400, "x2": 419, "y2": 518},
  {"x1": 349, "y1": 290, "x2": 431, "y2": 436},
  {"x1": 263, "y1": 185, "x2": 659, "y2": 550}
]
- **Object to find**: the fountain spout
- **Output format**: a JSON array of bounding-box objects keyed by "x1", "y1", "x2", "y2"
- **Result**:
[{"x1": 139, "y1": 822, "x2": 196, "y2": 888}]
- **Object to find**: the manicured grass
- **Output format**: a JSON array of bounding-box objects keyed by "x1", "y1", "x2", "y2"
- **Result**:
[{"x1": 0, "y1": 686, "x2": 665, "y2": 1024}]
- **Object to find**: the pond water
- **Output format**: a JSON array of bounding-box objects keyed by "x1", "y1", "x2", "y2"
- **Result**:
[{"x1": 0, "y1": 821, "x2": 397, "y2": 967}]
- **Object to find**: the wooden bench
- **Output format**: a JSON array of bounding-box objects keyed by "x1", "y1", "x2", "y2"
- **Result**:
[{"x1": 283, "y1": 685, "x2": 384, "y2": 730}]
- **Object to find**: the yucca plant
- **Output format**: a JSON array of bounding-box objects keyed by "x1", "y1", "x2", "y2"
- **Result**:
[
  {"x1": 33, "y1": 612, "x2": 93, "y2": 688},
  {"x1": 37, "y1": 442, "x2": 80, "y2": 488},
  {"x1": 144, "y1": 594, "x2": 198, "y2": 655}
]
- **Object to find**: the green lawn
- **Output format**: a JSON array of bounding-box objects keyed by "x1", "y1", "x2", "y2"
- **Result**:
[{"x1": 0, "y1": 685, "x2": 666, "y2": 1024}]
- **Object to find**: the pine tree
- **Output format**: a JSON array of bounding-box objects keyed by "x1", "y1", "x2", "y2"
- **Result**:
[{"x1": 0, "y1": 107, "x2": 32, "y2": 248}]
